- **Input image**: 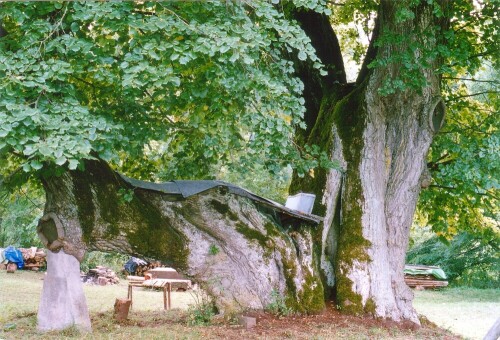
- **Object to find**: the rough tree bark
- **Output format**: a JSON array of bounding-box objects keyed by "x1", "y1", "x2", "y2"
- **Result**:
[
  {"x1": 37, "y1": 159, "x2": 325, "y2": 330},
  {"x1": 290, "y1": 1, "x2": 447, "y2": 323}
]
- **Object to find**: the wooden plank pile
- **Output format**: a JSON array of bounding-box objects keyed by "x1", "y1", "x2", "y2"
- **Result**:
[
  {"x1": 82, "y1": 266, "x2": 120, "y2": 285},
  {"x1": 404, "y1": 264, "x2": 448, "y2": 290},
  {"x1": 19, "y1": 247, "x2": 46, "y2": 271},
  {"x1": 143, "y1": 268, "x2": 192, "y2": 291},
  {"x1": 404, "y1": 274, "x2": 449, "y2": 289}
]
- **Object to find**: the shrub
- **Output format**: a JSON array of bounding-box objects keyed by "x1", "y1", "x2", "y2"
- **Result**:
[
  {"x1": 266, "y1": 289, "x2": 292, "y2": 316},
  {"x1": 407, "y1": 231, "x2": 499, "y2": 289},
  {"x1": 186, "y1": 290, "x2": 217, "y2": 326}
]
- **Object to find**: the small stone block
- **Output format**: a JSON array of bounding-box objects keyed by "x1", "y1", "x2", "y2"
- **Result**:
[
  {"x1": 98, "y1": 276, "x2": 108, "y2": 286},
  {"x1": 415, "y1": 285, "x2": 425, "y2": 291},
  {"x1": 238, "y1": 315, "x2": 256, "y2": 329}
]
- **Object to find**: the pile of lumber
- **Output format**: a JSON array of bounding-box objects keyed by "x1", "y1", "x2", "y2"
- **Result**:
[
  {"x1": 404, "y1": 274, "x2": 449, "y2": 289},
  {"x1": 19, "y1": 247, "x2": 46, "y2": 271},
  {"x1": 82, "y1": 266, "x2": 120, "y2": 285},
  {"x1": 404, "y1": 264, "x2": 448, "y2": 289}
]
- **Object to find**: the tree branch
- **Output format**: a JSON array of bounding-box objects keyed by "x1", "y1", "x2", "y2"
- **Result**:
[
  {"x1": 0, "y1": 20, "x2": 7, "y2": 38},
  {"x1": 291, "y1": 8, "x2": 347, "y2": 138},
  {"x1": 356, "y1": 6, "x2": 380, "y2": 85},
  {"x1": 144, "y1": 90, "x2": 176, "y2": 125},
  {"x1": 427, "y1": 153, "x2": 453, "y2": 171},
  {"x1": 447, "y1": 91, "x2": 499, "y2": 102},
  {"x1": 69, "y1": 75, "x2": 96, "y2": 88},
  {"x1": 429, "y1": 184, "x2": 499, "y2": 201},
  {"x1": 292, "y1": 9, "x2": 347, "y2": 86},
  {"x1": 442, "y1": 77, "x2": 499, "y2": 84},
  {"x1": 19, "y1": 188, "x2": 44, "y2": 209}
]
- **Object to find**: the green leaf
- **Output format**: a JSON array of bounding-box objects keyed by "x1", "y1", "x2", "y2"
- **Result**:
[
  {"x1": 68, "y1": 159, "x2": 79, "y2": 170},
  {"x1": 39, "y1": 145, "x2": 52, "y2": 157},
  {"x1": 30, "y1": 160, "x2": 43, "y2": 170},
  {"x1": 70, "y1": 22, "x2": 80, "y2": 32},
  {"x1": 55, "y1": 156, "x2": 67, "y2": 166},
  {"x1": 22, "y1": 163, "x2": 31, "y2": 172}
]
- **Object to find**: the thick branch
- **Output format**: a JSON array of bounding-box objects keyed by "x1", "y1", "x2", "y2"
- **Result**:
[
  {"x1": 442, "y1": 77, "x2": 499, "y2": 84},
  {"x1": 356, "y1": 11, "x2": 380, "y2": 85},
  {"x1": 39, "y1": 159, "x2": 325, "y2": 313},
  {"x1": 291, "y1": 8, "x2": 347, "y2": 137},
  {"x1": 0, "y1": 23, "x2": 7, "y2": 38}
]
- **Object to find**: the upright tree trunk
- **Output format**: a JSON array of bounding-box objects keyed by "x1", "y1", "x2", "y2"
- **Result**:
[
  {"x1": 331, "y1": 77, "x2": 440, "y2": 323},
  {"x1": 290, "y1": 1, "x2": 446, "y2": 323},
  {"x1": 38, "y1": 159, "x2": 326, "y2": 331}
]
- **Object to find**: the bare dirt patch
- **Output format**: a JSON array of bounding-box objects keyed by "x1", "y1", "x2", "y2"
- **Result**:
[{"x1": 90, "y1": 302, "x2": 461, "y2": 340}]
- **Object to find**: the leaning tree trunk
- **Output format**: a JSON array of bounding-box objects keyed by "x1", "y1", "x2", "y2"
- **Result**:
[
  {"x1": 37, "y1": 159, "x2": 325, "y2": 331},
  {"x1": 290, "y1": 1, "x2": 447, "y2": 324}
]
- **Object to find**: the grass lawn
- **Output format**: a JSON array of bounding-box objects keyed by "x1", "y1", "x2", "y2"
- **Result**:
[
  {"x1": 413, "y1": 287, "x2": 500, "y2": 340},
  {"x1": 1, "y1": 270, "x2": 497, "y2": 339}
]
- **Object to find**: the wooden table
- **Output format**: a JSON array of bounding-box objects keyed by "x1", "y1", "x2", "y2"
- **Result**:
[{"x1": 127, "y1": 279, "x2": 191, "y2": 310}]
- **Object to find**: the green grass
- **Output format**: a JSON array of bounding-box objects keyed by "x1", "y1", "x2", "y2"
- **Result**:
[
  {"x1": 1, "y1": 270, "x2": 498, "y2": 339},
  {"x1": 0, "y1": 270, "x2": 198, "y2": 321},
  {"x1": 413, "y1": 288, "x2": 500, "y2": 340}
]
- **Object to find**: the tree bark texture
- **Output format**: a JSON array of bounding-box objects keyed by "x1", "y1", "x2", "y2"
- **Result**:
[
  {"x1": 39, "y1": 159, "x2": 325, "y2": 321},
  {"x1": 290, "y1": 1, "x2": 447, "y2": 323}
]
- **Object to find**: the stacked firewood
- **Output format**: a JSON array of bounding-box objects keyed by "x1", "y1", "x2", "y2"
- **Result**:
[
  {"x1": 82, "y1": 266, "x2": 120, "y2": 285},
  {"x1": 132, "y1": 261, "x2": 165, "y2": 277},
  {"x1": 19, "y1": 247, "x2": 46, "y2": 271}
]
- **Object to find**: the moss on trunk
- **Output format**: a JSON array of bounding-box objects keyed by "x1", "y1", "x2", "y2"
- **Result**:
[{"x1": 333, "y1": 83, "x2": 373, "y2": 314}]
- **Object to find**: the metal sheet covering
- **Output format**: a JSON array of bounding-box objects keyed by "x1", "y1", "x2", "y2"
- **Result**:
[{"x1": 119, "y1": 174, "x2": 321, "y2": 224}]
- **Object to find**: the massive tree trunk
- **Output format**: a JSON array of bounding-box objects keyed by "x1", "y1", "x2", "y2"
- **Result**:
[
  {"x1": 37, "y1": 159, "x2": 325, "y2": 330},
  {"x1": 290, "y1": 1, "x2": 447, "y2": 323}
]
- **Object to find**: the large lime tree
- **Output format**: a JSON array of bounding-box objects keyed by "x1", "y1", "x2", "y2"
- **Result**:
[{"x1": 0, "y1": 0, "x2": 497, "y2": 332}]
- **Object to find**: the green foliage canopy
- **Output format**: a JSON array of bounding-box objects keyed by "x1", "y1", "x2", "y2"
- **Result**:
[
  {"x1": 0, "y1": 0, "x2": 497, "y2": 243},
  {"x1": 0, "y1": 182, "x2": 43, "y2": 248},
  {"x1": 407, "y1": 230, "x2": 499, "y2": 288},
  {"x1": 0, "y1": 1, "x2": 333, "y2": 186}
]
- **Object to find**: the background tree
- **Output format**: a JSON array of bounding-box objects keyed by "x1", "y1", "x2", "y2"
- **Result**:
[
  {"x1": 0, "y1": 181, "x2": 43, "y2": 247},
  {"x1": 407, "y1": 229, "x2": 499, "y2": 289}
]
